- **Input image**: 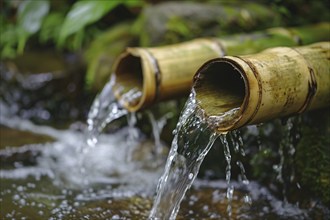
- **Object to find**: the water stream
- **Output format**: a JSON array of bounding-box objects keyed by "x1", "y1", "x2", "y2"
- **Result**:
[
  {"x1": 85, "y1": 75, "x2": 127, "y2": 148},
  {"x1": 1, "y1": 93, "x2": 327, "y2": 218},
  {"x1": 149, "y1": 90, "x2": 247, "y2": 219},
  {"x1": 0, "y1": 122, "x2": 164, "y2": 219},
  {"x1": 146, "y1": 111, "x2": 173, "y2": 156}
]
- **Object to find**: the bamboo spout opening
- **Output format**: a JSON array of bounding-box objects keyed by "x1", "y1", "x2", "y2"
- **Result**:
[
  {"x1": 113, "y1": 52, "x2": 144, "y2": 111},
  {"x1": 194, "y1": 59, "x2": 246, "y2": 130},
  {"x1": 194, "y1": 42, "x2": 330, "y2": 132}
]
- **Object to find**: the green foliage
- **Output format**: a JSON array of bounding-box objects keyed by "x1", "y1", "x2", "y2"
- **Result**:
[
  {"x1": 0, "y1": 0, "x2": 143, "y2": 58},
  {"x1": 295, "y1": 110, "x2": 330, "y2": 205},
  {"x1": 59, "y1": 1, "x2": 127, "y2": 46},
  {"x1": 0, "y1": 0, "x2": 50, "y2": 58},
  {"x1": 39, "y1": 12, "x2": 65, "y2": 44},
  {"x1": 84, "y1": 22, "x2": 135, "y2": 90},
  {"x1": 58, "y1": 0, "x2": 143, "y2": 48},
  {"x1": 18, "y1": 0, "x2": 50, "y2": 34},
  {"x1": 17, "y1": 0, "x2": 50, "y2": 53},
  {"x1": 0, "y1": 22, "x2": 18, "y2": 59},
  {"x1": 165, "y1": 16, "x2": 194, "y2": 44}
]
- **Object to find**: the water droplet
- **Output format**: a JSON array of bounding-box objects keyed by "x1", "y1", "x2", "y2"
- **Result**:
[{"x1": 19, "y1": 198, "x2": 26, "y2": 206}]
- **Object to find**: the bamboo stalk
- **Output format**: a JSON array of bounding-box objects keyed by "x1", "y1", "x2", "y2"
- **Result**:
[
  {"x1": 193, "y1": 42, "x2": 330, "y2": 132},
  {"x1": 112, "y1": 22, "x2": 330, "y2": 112},
  {"x1": 113, "y1": 38, "x2": 224, "y2": 112}
]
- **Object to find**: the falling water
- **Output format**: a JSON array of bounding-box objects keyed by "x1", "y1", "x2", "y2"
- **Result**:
[
  {"x1": 85, "y1": 75, "x2": 128, "y2": 148},
  {"x1": 274, "y1": 116, "x2": 301, "y2": 203},
  {"x1": 219, "y1": 131, "x2": 251, "y2": 217},
  {"x1": 229, "y1": 130, "x2": 251, "y2": 204},
  {"x1": 220, "y1": 134, "x2": 234, "y2": 217},
  {"x1": 149, "y1": 91, "x2": 219, "y2": 219},
  {"x1": 147, "y1": 111, "x2": 173, "y2": 155},
  {"x1": 149, "y1": 89, "x2": 248, "y2": 219},
  {"x1": 85, "y1": 73, "x2": 145, "y2": 147},
  {"x1": 84, "y1": 75, "x2": 250, "y2": 218}
]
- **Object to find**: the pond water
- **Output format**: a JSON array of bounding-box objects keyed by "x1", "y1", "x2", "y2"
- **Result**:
[{"x1": 1, "y1": 108, "x2": 328, "y2": 219}]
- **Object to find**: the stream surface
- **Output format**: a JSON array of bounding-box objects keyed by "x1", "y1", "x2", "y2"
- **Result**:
[
  {"x1": 1, "y1": 116, "x2": 315, "y2": 219},
  {"x1": 2, "y1": 100, "x2": 325, "y2": 219}
]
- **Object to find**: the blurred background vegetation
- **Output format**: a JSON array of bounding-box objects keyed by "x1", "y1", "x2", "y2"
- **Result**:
[{"x1": 1, "y1": 0, "x2": 329, "y2": 89}]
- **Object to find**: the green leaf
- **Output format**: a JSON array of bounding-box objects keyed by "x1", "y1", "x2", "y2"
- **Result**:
[
  {"x1": 18, "y1": 0, "x2": 50, "y2": 34},
  {"x1": 84, "y1": 22, "x2": 134, "y2": 89},
  {"x1": 39, "y1": 12, "x2": 65, "y2": 43},
  {"x1": 17, "y1": 28, "x2": 29, "y2": 54},
  {"x1": 16, "y1": 0, "x2": 50, "y2": 54},
  {"x1": 58, "y1": 0, "x2": 120, "y2": 45}
]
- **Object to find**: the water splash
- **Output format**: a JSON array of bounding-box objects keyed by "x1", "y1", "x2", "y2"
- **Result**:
[
  {"x1": 274, "y1": 116, "x2": 301, "y2": 203},
  {"x1": 84, "y1": 74, "x2": 145, "y2": 153},
  {"x1": 229, "y1": 130, "x2": 250, "y2": 203},
  {"x1": 149, "y1": 91, "x2": 220, "y2": 219},
  {"x1": 1, "y1": 100, "x2": 326, "y2": 219},
  {"x1": 0, "y1": 116, "x2": 167, "y2": 219},
  {"x1": 220, "y1": 134, "x2": 234, "y2": 217},
  {"x1": 0, "y1": 115, "x2": 164, "y2": 188},
  {"x1": 149, "y1": 88, "x2": 253, "y2": 219},
  {"x1": 119, "y1": 88, "x2": 142, "y2": 107},
  {"x1": 86, "y1": 75, "x2": 128, "y2": 148},
  {"x1": 147, "y1": 111, "x2": 173, "y2": 155}
]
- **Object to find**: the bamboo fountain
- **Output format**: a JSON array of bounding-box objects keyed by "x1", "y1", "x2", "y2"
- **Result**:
[
  {"x1": 112, "y1": 23, "x2": 330, "y2": 112},
  {"x1": 193, "y1": 41, "x2": 330, "y2": 131}
]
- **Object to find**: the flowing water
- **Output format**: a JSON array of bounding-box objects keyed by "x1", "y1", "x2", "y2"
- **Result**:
[
  {"x1": 148, "y1": 86, "x2": 322, "y2": 219},
  {"x1": 85, "y1": 75, "x2": 128, "y2": 148},
  {"x1": 149, "y1": 90, "x2": 250, "y2": 219},
  {"x1": 0, "y1": 114, "x2": 165, "y2": 219},
  {"x1": 146, "y1": 111, "x2": 173, "y2": 156},
  {"x1": 273, "y1": 116, "x2": 302, "y2": 203},
  {"x1": 1, "y1": 101, "x2": 328, "y2": 219}
]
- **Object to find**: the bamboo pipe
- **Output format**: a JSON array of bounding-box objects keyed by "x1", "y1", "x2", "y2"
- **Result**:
[
  {"x1": 193, "y1": 42, "x2": 330, "y2": 132},
  {"x1": 112, "y1": 39, "x2": 224, "y2": 112},
  {"x1": 112, "y1": 22, "x2": 330, "y2": 112}
]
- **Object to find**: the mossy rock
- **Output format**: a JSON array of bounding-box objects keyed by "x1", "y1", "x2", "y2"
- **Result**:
[
  {"x1": 246, "y1": 108, "x2": 330, "y2": 206},
  {"x1": 295, "y1": 108, "x2": 330, "y2": 206}
]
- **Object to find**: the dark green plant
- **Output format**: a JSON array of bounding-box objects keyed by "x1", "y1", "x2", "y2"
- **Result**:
[
  {"x1": 1, "y1": 0, "x2": 50, "y2": 58},
  {"x1": 0, "y1": 0, "x2": 143, "y2": 58},
  {"x1": 57, "y1": 0, "x2": 142, "y2": 48},
  {"x1": 295, "y1": 109, "x2": 330, "y2": 206}
]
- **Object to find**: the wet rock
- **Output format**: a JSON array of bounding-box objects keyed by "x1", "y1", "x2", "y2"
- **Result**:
[{"x1": 295, "y1": 108, "x2": 330, "y2": 206}]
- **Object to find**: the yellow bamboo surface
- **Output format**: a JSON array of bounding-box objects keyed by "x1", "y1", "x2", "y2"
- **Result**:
[
  {"x1": 112, "y1": 38, "x2": 224, "y2": 111},
  {"x1": 112, "y1": 23, "x2": 330, "y2": 112},
  {"x1": 193, "y1": 42, "x2": 330, "y2": 132}
]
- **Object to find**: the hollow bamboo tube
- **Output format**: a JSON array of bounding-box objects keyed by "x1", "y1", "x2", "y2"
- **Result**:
[
  {"x1": 112, "y1": 22, "x2": 330, "y2": 112},
  {"x1": 193, "y1": 42, "x2": 330, "y2": 132},
  {"x1": 112, "y1": 39, "x2": 225, "y2": 111}
]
